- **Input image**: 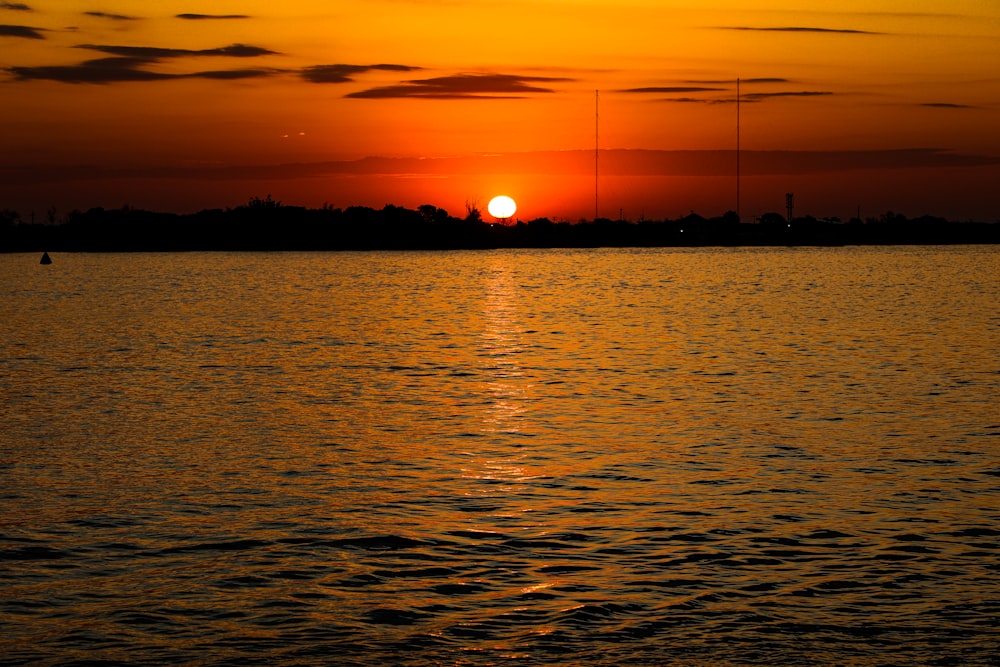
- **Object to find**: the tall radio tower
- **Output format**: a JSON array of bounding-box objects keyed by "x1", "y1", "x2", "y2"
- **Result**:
[
  {"x1": 736, "y1": 78, "x2": 741, "y2": 221},
  {"x1": 595, "y1": 89, "x2": 599, "y2": 221}
]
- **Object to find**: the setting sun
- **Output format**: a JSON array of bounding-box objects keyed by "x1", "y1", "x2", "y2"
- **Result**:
[{"x1": 487, "y1": 195, "x2": 517, "y2": 221}]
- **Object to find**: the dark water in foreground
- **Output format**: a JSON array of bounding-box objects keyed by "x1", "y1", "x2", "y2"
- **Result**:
[{"x1": 1, "y1": 247, "x2": 998, "y2": 666}]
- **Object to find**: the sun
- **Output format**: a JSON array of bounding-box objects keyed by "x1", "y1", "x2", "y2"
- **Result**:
[{"x1": 487, "y1": 195, "x2": 517, "y2": 220}]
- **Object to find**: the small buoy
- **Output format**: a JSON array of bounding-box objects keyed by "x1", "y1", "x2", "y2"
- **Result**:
[{"x1": 40, "y1": 252, "x2": 52, "y2": 265}]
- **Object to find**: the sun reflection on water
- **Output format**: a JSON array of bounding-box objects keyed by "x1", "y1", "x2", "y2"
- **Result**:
[{"x1": 478, "y1": 259, "x2": 530, "y2": 436}]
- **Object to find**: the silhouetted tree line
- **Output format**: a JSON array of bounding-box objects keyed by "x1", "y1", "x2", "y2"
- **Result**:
[{"x1": 1, "y1": 198, "x2": 998, "y2": 252}]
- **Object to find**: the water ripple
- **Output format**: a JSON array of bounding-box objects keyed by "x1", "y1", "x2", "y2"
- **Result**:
[{"x1": 1, "y1": 247, "x2": 998, "y2": 665}]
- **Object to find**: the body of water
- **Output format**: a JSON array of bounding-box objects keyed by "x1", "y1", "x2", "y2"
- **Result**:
[{"x1": 2, "y1": 246, "x2": 998, "y2": 665}]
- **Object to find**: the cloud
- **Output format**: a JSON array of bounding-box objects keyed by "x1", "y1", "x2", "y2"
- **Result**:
[
  {"x1": 189, "y1": 69, "x2": 273, "y2": 80},
  {"x1": 8, "y1": 43, "x2": 279, "y2": 83},
  {"x1": 84, "y1": 11, "x2": 139, "y2": 21},
  {"x1": 683, "y1": 78, "x2": 790, "y2": 85},
  {"x1": 921, "y1": 102, "x2": 975, "y2": 109},
  {"x1": 302, "y1": 63, "x2": 422, "y2": 84},
  {"x1": 657, "y1": 97, "x2": 740, "y2": 105},
  {"x1": 620, "y1": 86, "x2": 726, "y2": 94},
  {"x1": 8, "y1": 57, "x2": 277, "y2": 83},
  {"x1": 346, "y1": 73, "x2": 573, "y2": 99},
  {"x1": 78, "y1": 43, "x2": 277, "y2": 59},
  {"x1": 720, "y1": 26, "x2": 879, "y2": 34},
  {"x1": 9, "y1": 149, "x2": 997, "y2": 186},
  {"x1": 0, "y1": 23, "x2": 42, "y2": 38},
  {"x1": 176, "y1": 13, "x2": 250, "y2": 20},
  {"x1": 1, "y1": 2, "x2": 31, "y2": 10},
  {"x1": 9, "y1": 58, "x2": 173, "y2": 83},
  {"x1": 350, "y1": 149, "x2": 1000, "y2": 177},
  {"x1": 743, "y1": 90, "x2": 833, "y2": 100},
  {"x1": 619, "y1": 81, "x2": 831, "y2": 104}
]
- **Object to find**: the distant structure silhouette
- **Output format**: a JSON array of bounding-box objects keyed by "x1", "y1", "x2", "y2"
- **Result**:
[{"x1": 1, "y1": 200, "x2": 996, "y2": 252}]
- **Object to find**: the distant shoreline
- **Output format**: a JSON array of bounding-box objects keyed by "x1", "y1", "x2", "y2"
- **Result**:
[{"x1": 3, "y1": 201, "x2": 998, "y2": 252}]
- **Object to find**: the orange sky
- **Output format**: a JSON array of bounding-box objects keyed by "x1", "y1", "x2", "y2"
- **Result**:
[{"x1": 1, "y1": 0, "x2": 999, "y2": 221}]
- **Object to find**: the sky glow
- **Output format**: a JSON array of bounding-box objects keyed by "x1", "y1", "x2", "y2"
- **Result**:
[{"x1": 1, "y1": 1, "x2": 998, "y2": 221}]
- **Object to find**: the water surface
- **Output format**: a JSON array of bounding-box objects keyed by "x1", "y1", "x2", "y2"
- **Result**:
[{"x1": 2, "y1": 247, "x2": 998, "y2": 665}]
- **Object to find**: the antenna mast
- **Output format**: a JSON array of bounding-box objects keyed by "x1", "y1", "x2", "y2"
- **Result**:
[
  {"x1": 595, "y1": 89, "x2": 599, "y2": 221},
  {"x1": 736, "y1": 77, "x2": 741, "y2": 221}
]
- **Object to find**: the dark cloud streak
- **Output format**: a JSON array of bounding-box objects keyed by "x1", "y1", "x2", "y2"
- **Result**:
[
  {"x1": 347, "y1": 73, "x2": 572, "y2": 99},
  {"x1": 192, "y1": 69, "x2": 273, "y2": 80},
  {"x1": 8, "y1": 42, "x2": 279, "y2": 83},
  {"x1": 922, "y1": 102, "x2": 974, "y2": 109},
  {"x1": 1, "y1": 2, "x2": 31, "y2": 10},
  {"x1": 622, "y1": 82, "x2": 832, "y2": 104},
  {"x1": 0, "y1": 23, "x2": 42, "y2": 38},
  {"x1": 721, "y1": 26, "x2": 879, "y2": 34},
  {"x1": 620, "y1": 86, "x2": 725, "y2": 94},
  {"x1": 302, "y1": 63, "x2": 422, "y2": 83},
  {"x1": 8, "y1": 58, "x2": 276, "y2": 83},
  {"x1": 78, "y1": 43, "x2": 277, "y2": 58},
  {"x1": 10, "y1": 58, "x2": 172, "y2": 83},
  {"x1": 744, "y1": 90, "x2": 833, "y2": 100},
  {"x1": 658, "y1": 97, "x2": 747, "y2": 105},
  {"x1": 84, "y1": 11, "x2": 139, "y2": 21},
  {"x1": 176, "y1": 13, "x2": 250, "y2": 20},
  {"x1": 10, "y1": 149, "x2": 996, "y2": 185},
  {"x1": 683, "y1": 77, "x2": 790, "y2": 85}
]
